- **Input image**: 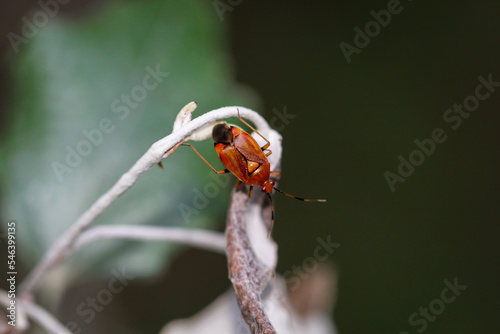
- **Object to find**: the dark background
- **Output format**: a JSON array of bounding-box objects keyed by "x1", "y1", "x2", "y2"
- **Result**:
[{"x1": 1, "y1": 1, "x2": 499, "y2": 333}]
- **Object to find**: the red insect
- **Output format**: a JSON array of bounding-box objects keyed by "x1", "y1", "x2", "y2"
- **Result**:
[{"x1": 185, "y1": 111, "x2": 325, "y2": 232}]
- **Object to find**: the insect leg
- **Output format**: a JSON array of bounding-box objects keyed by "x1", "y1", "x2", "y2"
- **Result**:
[
  {"x1": 183, "y1": 143, "x2": 228, "y2": 175},
  {"x1": 236, "y1": 108, "x2": 271, "y2": 152},
  {"x1": 248, "y1": 186, "x2": 254, "y2": 198}
]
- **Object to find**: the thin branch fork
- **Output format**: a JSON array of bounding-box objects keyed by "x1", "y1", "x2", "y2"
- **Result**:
[
  {"x1": 19, "y1": 103, "x2": 271, "y2": 297},
  {"x1": 15, "y1": 102, "x2": 282, "y2": 334},
  {"x1": 0, "y1": 289, "x2": 71, "y2": 334},
  {"x1": 20, "y1": 299, "x2": 73, "y2": 334}
]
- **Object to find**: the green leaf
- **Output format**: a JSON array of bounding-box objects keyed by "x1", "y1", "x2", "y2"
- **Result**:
[{"x1": 1, "y1": 0, "x2": 259, "y2": 280}]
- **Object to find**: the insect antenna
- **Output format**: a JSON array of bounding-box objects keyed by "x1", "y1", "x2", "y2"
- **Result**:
[
  {"x1": 267, "y1": 193, "x2": 275, "y2": 238},
  {"x1": 273, "y1": 187, "x2": 326, "y2": 202}
]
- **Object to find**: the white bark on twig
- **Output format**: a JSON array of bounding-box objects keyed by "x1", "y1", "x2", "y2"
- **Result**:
[
  {"x1": 0, "y1": 289, "x2": 70, "y2": 334},
  {"x1": 19, "y1": 300, "x2": 73, "y2": 334},
  {"x1": 0, "y1": 290, "x2": 29, "y2": 331},
  {"x1": 73, "y1": 225, "x2": 226, "y2": 254},
  {"x1": 19, "y1": 102, "x2": 271, "y2": 297}
]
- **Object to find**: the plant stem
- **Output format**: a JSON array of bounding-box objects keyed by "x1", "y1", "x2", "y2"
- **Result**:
[{"x1": 19, "y1": 104, "x2": 270, "y2": 297}]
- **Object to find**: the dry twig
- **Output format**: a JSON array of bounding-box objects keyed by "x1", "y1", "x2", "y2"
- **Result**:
[
  {"x1": 226, "y1": 187, "x2": 277, "y2": 334},
  {"x1": 74, "y1": 225, "x2": 226, "y2": 254},
  {"x1": 14, "y1": 102, "x2": 282, "y2": 334},
  {"x1": 19, "y1": 102, "x2": 270, "y2": 297},
  {"x1": 224, "y1": 127, "x2": 282, "y2": 334}
]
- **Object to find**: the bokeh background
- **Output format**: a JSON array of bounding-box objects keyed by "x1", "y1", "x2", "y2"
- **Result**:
[{"x1": 1, "y1": 0, "x2": 499, "y2": 333}]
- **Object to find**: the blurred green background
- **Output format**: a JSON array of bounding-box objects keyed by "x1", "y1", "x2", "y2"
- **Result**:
[{"x1": 0, "y1": 0, "x2": 499, "y2": 333}]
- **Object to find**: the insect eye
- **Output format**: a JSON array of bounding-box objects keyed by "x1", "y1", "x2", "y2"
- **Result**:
[
  {"x1": 212, "y1": 123, "x2": 233, "y2": 144},
  {"x1": 261, "y1": 180, "x2": 275, "y2": 193}
]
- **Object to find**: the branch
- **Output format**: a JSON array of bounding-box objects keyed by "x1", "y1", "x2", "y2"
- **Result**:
[
  {"x1": 20, "y1": 300, "x2": 72, "y2": 334},
  {"x1": 0, "y1": 289, "x2": 70, "y2": 334},
  {"x1": 0, "y1": 290, "x2": 28, "y2": 331},
  {"x1": 226, "y1": 189, "x2": 276, "y2": 334},
  {"x1": 225, "y1": 128, "x2": 282, "y2": 334},
  {"x1": 2, "y1": 227, "x2": 223, "y2": 334},
  {"x1": 73, "y1": 225, "x2": 226, "y2": 254},
  {"x1": 20, "y1": 102, "x2": 271, "y2": 297}
]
